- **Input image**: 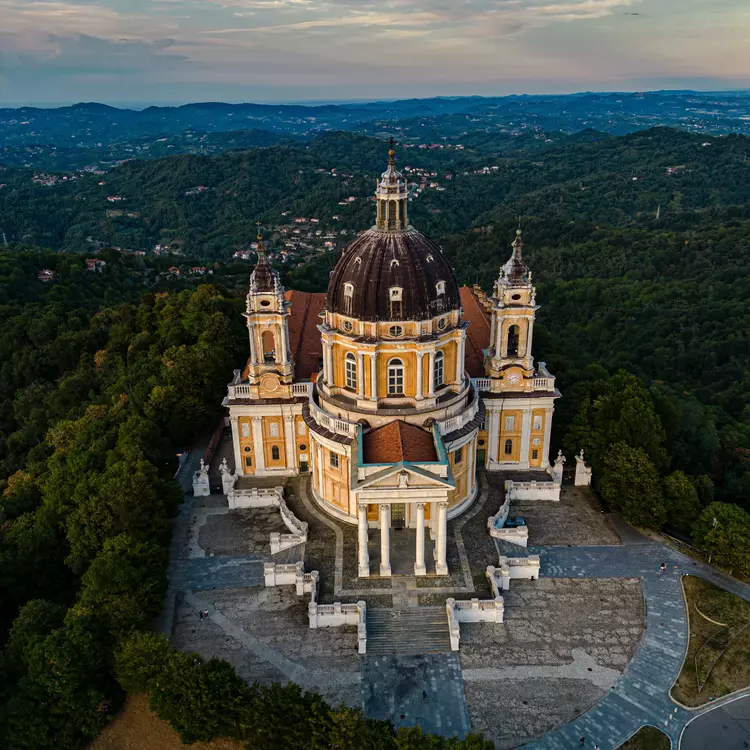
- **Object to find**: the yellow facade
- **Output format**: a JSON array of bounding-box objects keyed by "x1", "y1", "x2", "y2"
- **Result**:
[
  {"x1": 529, "y1": 408, "x2": 546, "y2": 468},
  {"x1": 262, "y1": 416, "x2": 286, "y2": 469},
  {"x1": 498, "y1": 409, "x2": 522, "y2": 463}
]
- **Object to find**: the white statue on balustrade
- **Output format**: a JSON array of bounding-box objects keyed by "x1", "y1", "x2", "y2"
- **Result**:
[
  {"x1": 574, "y1": 449, "x2": 593, "y2": 487},
  {"x1": 550, "y1": 449, "x2": 566, "y2": 486},
  {"x1": 219, "y1": 457, "x2": 237, "y2": 495},
  {"x1": 192, "y1": 458, "x2": 211, "y2": 497}
]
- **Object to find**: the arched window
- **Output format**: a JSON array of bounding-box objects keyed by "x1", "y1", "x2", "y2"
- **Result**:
[
  {"x1": 262, "y1": 330, "x2": 275, "y2": 361},
  {"x1": 271, "y1": 445, "x2": 280, "y2": 461},
  {"x1": 387, "y1": 358, "x2": 404, "y2": 395},
  {"x1": 345, "y1": 352, "x2": 357, "y2": 390},
  {"x1": 343, "y1": 283, "x2": 354, "y2": 315},
  {"x1": 434, "y1": 350, "x2": 444, "y2": 388},
  {"x1": 504, "y1": 439, "x2": 513, "y2": 456},
  {"x1": 507, "y1": 325, "x2": 520, "y2": 357},
  {"x1": 388, "y1": 199, "x2": 397, "y2": 229}
]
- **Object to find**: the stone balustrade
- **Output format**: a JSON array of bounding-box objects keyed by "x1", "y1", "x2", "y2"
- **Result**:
[
  {"x1": 504, "y1": 479, "x2": 560, "y2": 502},
  {"x1": 486, "y1": 494, "x2": 511, "y2": 534},
  {"x1": 227, "y1": 484, "x2": 284, "y2": 510},
  {"x1": 307, "y1": 396, "x2": 359, "y2": 438},
  {"x1": 486, "y1": 564, "x2": 510, "y2": 595},
  {"x1": 490, "y1": 524, "x2": 528, "y2": 547},
  {"x1": 445, "y1": 600, "x2": 461, "y2": 651},
  {"x1": 436, "y1": 384, "x2": 480, "y2": 436},
  {"x1": 499, "y1": 554, "x2": 541, "y2": 581},
  {"x1": 264, "y1": 561, "x2": 303, "y2": 587},
  {"x1": 308, "y1": 600, "x2": 367, "y2": 654}
]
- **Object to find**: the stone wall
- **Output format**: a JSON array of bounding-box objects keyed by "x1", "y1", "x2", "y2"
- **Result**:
[{"x1": 505, "y1": 479, "x2": 560, "y2": 502}]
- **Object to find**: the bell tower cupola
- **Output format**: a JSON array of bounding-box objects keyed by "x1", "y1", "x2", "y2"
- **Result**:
[
  {"x1": 375, "y1": 138, "x2": 409, "y2": 232},
  {"x1": 244, "y1": 226, "x2": 294, "y2": 385},
  {"x1": 485, "y1": 228, "x2": 537, "y2": 381}
]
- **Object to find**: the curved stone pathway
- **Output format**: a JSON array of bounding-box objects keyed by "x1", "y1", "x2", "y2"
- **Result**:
[{"x1": 521, "y1": 542, "x2": 750, "y2": 749}]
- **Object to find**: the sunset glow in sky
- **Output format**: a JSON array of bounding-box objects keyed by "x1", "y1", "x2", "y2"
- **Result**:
[{"x1": 1, "y1": 0, "x2": 749, "y2": 105}]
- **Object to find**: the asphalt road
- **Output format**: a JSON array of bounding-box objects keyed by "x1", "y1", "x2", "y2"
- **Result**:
[{"x1": 680, "y1": 695, "x2": 750, "y2": 750}]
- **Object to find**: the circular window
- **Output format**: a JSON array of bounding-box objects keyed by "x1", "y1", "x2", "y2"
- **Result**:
[
  {"x1": 511, "y1": 294, "x2": 521, "y2": 301},
  {"x1": 389, "y1": 325, "x2": 403, "y2": 337},
  {"x1": 260, "y1": 300, "x2": 271, "y2": 307},
  {"x1": 437, "y1": 318, "x2": 446, "y2": 330},
  {"x1": 532, "y1": 438, "x2": 541, "y2": 446},
  {"x1": 299, "y1": 444, "x2": 307, "y2": 451},
  {"x1": 478, "y1": 440, "x2": 485, "y2": 447},
  {"x1": 343, "y1": 321, "x2": 353, "y2": 332},
  {"x1": 243, "y1": 446, "x2": 251, "y2": 453}
]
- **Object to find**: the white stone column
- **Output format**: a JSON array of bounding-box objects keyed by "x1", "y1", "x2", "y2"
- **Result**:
[
  {"x1": 428, "y1": 350, "x2": 435, "y2": 397},
  {"x1": 525, "y1": 318, "x2": 534, "y2": 359},
  {"x1": 248, "y1": 325, "x2": 257, "y2": 366},
  {"x1": 455, "y1": 332, "x2": 464, "y2": 384},
  {"x1": 230, "y1": 416, "x2": 244, "y2": 476},
  {"x1": 316, "y1": 440, "x2": 324, "y2": 495},
  {"x1": 520, "y1": 409, "x2": 532, "y2": 468},
  {"x1": 251, "y1": 416, "x2": 266, "y2": 473},
  {"x1": 324, "y1": 341, "x2": 334, "y2": 387},
  {"x1": 370, "y1": 352, "x2": 378, "y2": 401},
  {"x1": 416, "y1": 352, "x2": 423, "y2": 400},
  {"x1": 435, "y1": 501, "x2": 448, "y2": 575},
  {"x1": 358, "y1": 504, "x2": 370, "y2": 577},
  {"x1": 496, "y1": 317, "x2": 504, "y2": 357},
  {"x1": 414, "y1": 503, "x2": 426, "y2": 576},
  {"x1": 541, "y1": 408, "x2": 553, "y2": 469},
  {"x1": 280, "y1": 318, "x2": 289, "y2": 364},
  {"x1": 486, "y1": 410, "x2": 498, "y2": 469},
  {"x1": 357, "y1": 352, "x2": 365, "y2": 399},
  {"x1": 379, "y1": 504, "x2": 391, "y2": 577},
  {"x1": 284, "y1": 415, "x2": 296, "y2": 470}
]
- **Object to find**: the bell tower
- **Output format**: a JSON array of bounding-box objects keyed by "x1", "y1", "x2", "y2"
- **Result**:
[
  {"x1": 244, "y1": 228, "x2": 294, "y2": 388},
  {"x1": 485, "y1": 228, "x2": 537, "y2": 383},
  {"x1": 375, "y1": 137, "x2": 409, "y2": 232}
]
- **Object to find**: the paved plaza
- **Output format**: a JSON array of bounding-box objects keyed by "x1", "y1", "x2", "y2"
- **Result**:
[{"x1": 162, "y1": 448, "x2": 750, "y2": 749}]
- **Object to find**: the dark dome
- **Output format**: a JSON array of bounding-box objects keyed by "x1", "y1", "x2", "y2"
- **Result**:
[{"x1": 327, "y1": 228, "x2": 460, "y2": 321}]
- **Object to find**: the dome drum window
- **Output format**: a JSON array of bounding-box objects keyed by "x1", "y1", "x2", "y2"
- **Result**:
[
  {"x1": 434, "y1": 350, "x2": 445, "y2": 388},
  {"x1": 345, "y1": 352, "x2": 357, "y2": 390},
  {"x1": 388, "y1": 325, "x2": 403, "y2": 338},
  {"x1": 437, "y1": 317, "x2": 447, "y2": 330},
  {"x1": 343, "y1": 321, "x2": 353, "y2": 332},
  {"x1": 387, "y1": 358, "x2": 404, "y2": 395}
]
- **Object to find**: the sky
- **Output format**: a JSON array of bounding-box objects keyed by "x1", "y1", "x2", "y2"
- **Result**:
[{"x1": 0, "y1": 0, "x2": 749, "y2": 106}]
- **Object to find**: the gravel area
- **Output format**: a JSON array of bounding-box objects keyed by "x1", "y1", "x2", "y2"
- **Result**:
[
  {"x1": 198, "y1": 507, "x2": 286, "y2": 556},
  {"x1": 464, "y1": 678, "x2": 606, "y2": 749},
  {"x1": 517, "y1": 485, "x2": 621, "y2": 547}
]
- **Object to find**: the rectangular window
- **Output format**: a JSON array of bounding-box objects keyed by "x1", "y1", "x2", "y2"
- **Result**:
[
  {"x1": 269, "y1": 422, "x2": 279, "y2": 438},
  {"x1": 345, "y1": 356, "x2": 357, "y2": 390},
  {"x1": 454, "y1": 447, "x2": 463, "y2": 465},
  {"x1": 505, "y1": 416, "x2": 515, "y2": 431},
  {"x1": 532, "y1": 449, "x2": 539, "y2": 460},
  {"x1": 330, "y1": 451, "x2": 339, "y2": 469},
  {"x1": 533, "y1": 416, "x2": 542, "y2": 431},
  {"x1": 241, "y1": 422, "x2": 250, "y2": 438},
  {"x1": 245, "y1": 457, "x2": 253, "y2": 467},
  {"x1": 434, "y1": 354, "x2": 444, "y2": 388},
  {"x1": 504, "y1": 439, "x2": 513, "y2": 455},
  {"x1": 297, "y1": 421, "x2": 306, "y2": 436}
]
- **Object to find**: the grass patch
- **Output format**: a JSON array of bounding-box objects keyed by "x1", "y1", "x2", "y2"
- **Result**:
[
  {"x1": 618, "y1": 726, "x2": 670, "y2": 749},
  {"x1": 672, "y1": 575, "x2": 750, "y2": 707}
]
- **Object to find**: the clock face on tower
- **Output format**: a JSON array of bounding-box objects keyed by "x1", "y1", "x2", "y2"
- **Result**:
[{"x1": 507, "y1": 373, "x2": 520, "y2": 385}]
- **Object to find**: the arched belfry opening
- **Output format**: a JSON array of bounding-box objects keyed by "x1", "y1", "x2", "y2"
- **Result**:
[
  {"x1": 507, "y1": 325, "x2": 520, "y2": 357},
  {"x1": 262, "y1": 330, "x2": 275, "y2": 361}
]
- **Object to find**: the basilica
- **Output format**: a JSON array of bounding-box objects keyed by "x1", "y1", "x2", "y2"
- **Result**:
[{"x1": 225, "y1": 143, "x2": 560, "y2": 578}]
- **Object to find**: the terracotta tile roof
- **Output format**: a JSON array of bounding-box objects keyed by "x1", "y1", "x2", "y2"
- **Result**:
[
  {"x1": 362, "y1": 421, "x2": 437, "y2": 464},
  {"x1": 460, "y1": 286, "x2": 491, "y2": 378},
  {"x1": 286, "y1": 290, "x2": 326, "y2": 380}
]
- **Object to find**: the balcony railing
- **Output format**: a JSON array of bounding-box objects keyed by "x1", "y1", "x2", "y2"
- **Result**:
[
  {"x1": 308, "y1": 397, "x2": 359, "y2": 438},
  {"x1": 292, "y1": 382, "x2": 313, "y2": 397},
  {"x1": 227, "y1": 383, "x2": 252, "y2": 399},
  {"x1": 436, "y1": 386, "x2": 480, "y2": 436},
  {"x1": 227, "y1": 381, "x2": 312, "y2": 400}
]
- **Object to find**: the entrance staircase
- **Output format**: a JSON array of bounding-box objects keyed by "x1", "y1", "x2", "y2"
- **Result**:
[{"x1": 366, "y1": 607, "x2": 451, "y2": 655}]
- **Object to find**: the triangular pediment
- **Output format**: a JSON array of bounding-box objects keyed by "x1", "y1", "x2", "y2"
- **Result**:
[{"x1": 354, "y1": 462, "x2": 454, "y2": 491}]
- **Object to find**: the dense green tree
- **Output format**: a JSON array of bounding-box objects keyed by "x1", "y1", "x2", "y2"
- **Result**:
[
  {"x1": 692, "y1": 502, "x2": 750, "y2": 575},
  {"x1": 600, "y1": 443, "x2": 667, "y2": 529},
  {"x1": 72, "y1": 534, "x2": 165, "y2": 637},
  {"x1": 663, "y1": 470, "x2": 701, "y2": 534}
]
